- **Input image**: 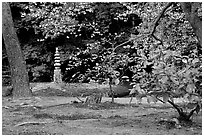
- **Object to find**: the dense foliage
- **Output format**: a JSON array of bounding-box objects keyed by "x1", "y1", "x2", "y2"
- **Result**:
[{"x1": 3, "y1": 2, "x2": 141, "y2": 83}]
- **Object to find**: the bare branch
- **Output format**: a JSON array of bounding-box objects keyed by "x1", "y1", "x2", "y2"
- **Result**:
[
  {"x1": 149, "y1": 2, "x2": 174, "y2": 45},
  {"x1": 155, "y1": 96, "x2": 166, "y2": 103},
  {"x1": 150, "y1": 2, "x2": 174, "y2": 35},
  {"x1": 151, "y1": 34, "x2": 163, "y2": 45},
  {"x1": 155, "y1": 95, "x2": 184, "y2": 115},
  {"x1": 167, "y1": 99, "x2": 183, "y2": 114},
  {"x1": 112, "y1": 3, "x2": 174, "y2": 51},
  {"x1": 113, "y1": 39, "x2": 132, "y2": 52},
  {"x1": 112, "y1": 34, "x2": 146, "y2": 52}
]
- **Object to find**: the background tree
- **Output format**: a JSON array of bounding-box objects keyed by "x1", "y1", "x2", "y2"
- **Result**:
[
  {"x1": 2, "y1": 2, "x2": 31, "y2": 97},
  {"x1": 181, "y1": 2, "x2": 202, "y2": 46}
]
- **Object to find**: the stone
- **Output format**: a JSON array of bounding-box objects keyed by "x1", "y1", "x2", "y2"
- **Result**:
[{"x1": 53, "y1": 47, "x2": 62, "y2": 83}]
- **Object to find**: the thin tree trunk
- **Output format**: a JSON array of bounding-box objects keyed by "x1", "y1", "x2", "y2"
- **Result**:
[
  {"x1": 2, "y1": 2, "x2": 31, "y2": 98},
  {"x1": 109, "y1": 78, "x2": 114, "y2": 103}
]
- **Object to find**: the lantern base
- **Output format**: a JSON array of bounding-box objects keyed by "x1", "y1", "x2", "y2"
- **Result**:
[{"x1": 54, "y1": 69, "x2": 62, "y2": 83}]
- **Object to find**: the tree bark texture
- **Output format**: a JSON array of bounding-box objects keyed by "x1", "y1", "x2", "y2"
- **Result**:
[
  {"x1": 2, "y1": 2, "x2": 31, "y2": 98},
  {"x1": 180, "y1": 2, "x2": 202, "y2": 47}
]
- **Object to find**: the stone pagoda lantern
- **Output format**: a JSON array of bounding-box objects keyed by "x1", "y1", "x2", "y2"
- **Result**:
[{"x1": 53, "y1": 47, "x2": 62, "y2": 83}]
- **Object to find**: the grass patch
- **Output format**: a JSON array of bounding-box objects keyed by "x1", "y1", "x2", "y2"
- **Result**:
[
  {"x1": 33, "y1": 113, "x2": 102, "y2": 120},
  {"x1": 142, "y1": 104, "x2": 174, "y2": 110},
  {"x1": 18, "y1": 130, "x2": 50, "y2": 135},
  {"x1": 72, "y1": 101, "x2": 127, "y2": 110},
  {"x1": 102, "y1": 115, "x2": 141, "y2": 127}
]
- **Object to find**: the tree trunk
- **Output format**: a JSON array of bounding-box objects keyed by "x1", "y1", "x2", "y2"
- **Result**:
[
  {"x1": 2, "y1": 2, "x2": 31, "y2": 98},
  {"x1": 180, "y1": 2, "x2": 202, "y2": 47},
  {"x1": 109, "y1": 78, "x2": 114, "y2": 103}
]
